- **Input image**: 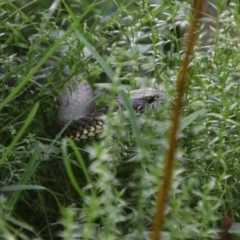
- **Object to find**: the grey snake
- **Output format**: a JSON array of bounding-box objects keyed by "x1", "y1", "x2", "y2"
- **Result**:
[{"x1": 1, "y1": 59, "x2": 163, "y2": 142}]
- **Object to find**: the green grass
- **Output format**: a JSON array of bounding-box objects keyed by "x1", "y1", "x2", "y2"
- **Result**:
[{"x1": 0, "y1": 0, "x2": 240, "y2": 239}]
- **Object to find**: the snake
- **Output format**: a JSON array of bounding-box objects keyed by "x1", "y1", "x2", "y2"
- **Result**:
[{"x1": 1, "y1": 59, "x2": 163, "y2": 142}]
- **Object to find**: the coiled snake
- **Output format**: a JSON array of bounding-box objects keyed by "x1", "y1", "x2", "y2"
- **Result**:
[{"x1": 1, "y1": 59, "x2": 163, "y2": 142}]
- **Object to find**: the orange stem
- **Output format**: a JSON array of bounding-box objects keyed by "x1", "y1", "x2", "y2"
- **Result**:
[{"x1": 150, "y1": 1, "x2": 203, "y2": 239}]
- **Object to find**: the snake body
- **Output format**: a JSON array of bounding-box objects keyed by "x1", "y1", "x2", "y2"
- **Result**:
[{"x1": 1, "y1": 59, "x2": 163, "y2": 142}]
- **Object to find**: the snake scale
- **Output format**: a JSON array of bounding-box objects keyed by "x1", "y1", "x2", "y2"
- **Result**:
[{"x1": 1, "y1": 59, "x2": 163, "y2": 142}]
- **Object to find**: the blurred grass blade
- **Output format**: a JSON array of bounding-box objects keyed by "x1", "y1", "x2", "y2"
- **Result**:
[
  {"x1": 5, "y1": 146, "x2": 41, "y2": 213},
  {"x1": 180, "y1": 109, "x2": 208, "y2": 131},
  {"x1": 66, "y1": 138, "x2": 95, "y2": 196},
  {"x1": 1, "y1": 185, "x2": 47, "y2": 192},
  {"x1": 62, "y1": 138, "x2": 89, "y2": 198},
  {"x1": 62, "y1": 0, "x2": 115, "y2": 82},
  {"x1": 0, "y1": 103, "x2": 39, "y2": 166},
  {"x1": 0, "y1": 24, "x2": 75, "y2": 111},
  {"x1": 118, "y1": 90, "x2": 144, "y2": 149}
]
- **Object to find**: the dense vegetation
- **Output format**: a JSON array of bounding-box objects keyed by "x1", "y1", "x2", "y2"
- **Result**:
[{"x1": 0, "y1": 0, "x2": 240, "y2": 239}]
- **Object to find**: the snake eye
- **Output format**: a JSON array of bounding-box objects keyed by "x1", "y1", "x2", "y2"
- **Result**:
[
  {"x1": 145, "y1": 95, "x2": 160, "y2": 108},
  {"x1": 145, "y1": 96, "x2": 156, "y2": 103}
]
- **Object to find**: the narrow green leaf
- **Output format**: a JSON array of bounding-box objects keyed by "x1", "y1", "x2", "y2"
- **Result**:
[
  {"x1": 180, "y1": 109, "x2": 208, "y2": 131},
  {"x1": 0, "y1": 103, "x2": 39, "y2": 166}
]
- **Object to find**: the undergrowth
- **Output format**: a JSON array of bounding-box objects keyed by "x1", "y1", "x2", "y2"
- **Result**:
[{"x1": 0, "y1": 0, "x2": 240, "y2": 239}]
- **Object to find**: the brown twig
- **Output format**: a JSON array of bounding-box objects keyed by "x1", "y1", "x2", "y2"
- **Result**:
[
  {"x1": 150, "y1": 1, "x2": 203, "y2": 240},
  {"x1": 218, "y1": 209, "x2": 233, "y2": 240}
]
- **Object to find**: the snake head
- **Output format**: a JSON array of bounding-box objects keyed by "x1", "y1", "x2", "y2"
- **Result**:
[{"x1": 117, "y1": 88, "x2": 164, "y2": 112}]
